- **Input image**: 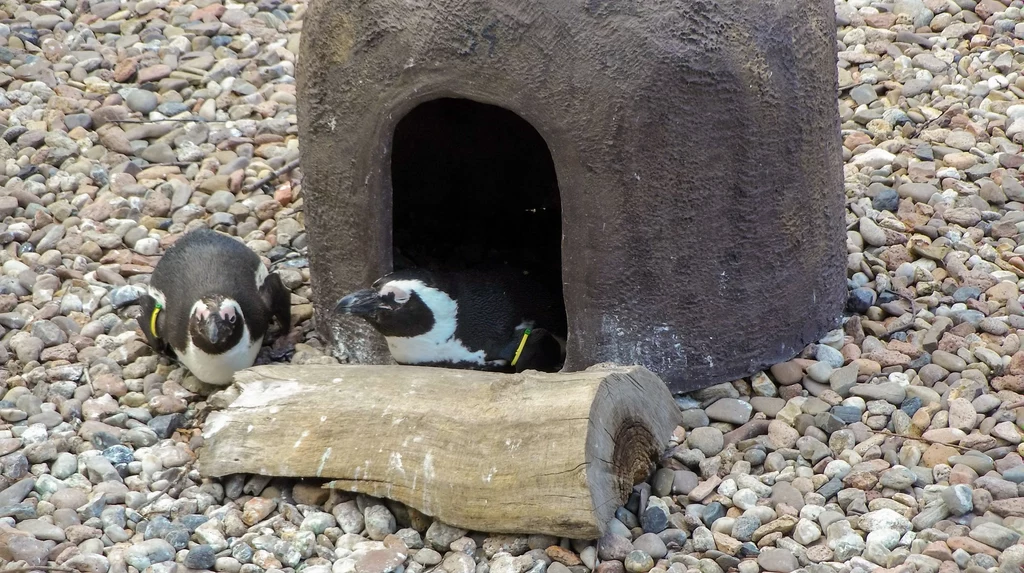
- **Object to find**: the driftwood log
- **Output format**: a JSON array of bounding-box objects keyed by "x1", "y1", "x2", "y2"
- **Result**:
[{"x1": 199, "y1": 363, "x2": 681, "y2": 538}]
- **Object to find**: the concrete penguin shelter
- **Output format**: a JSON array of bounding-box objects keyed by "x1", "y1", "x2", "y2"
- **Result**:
[{"x1": 296, "y1": 0, "x2": 846, "y2": 393}]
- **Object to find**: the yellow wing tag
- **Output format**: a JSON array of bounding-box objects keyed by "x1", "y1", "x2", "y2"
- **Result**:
[
  {"x1": 150, "y1": 302, "x2": 163, "y2": 339},
  {"x1": 510, "y1": 328, "x2": 532, "y2": 367}
]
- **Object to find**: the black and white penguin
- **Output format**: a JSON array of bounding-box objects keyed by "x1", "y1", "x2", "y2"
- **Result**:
[
  {"x1": 334, "y1": 268, "x2": 567, "y2": 373},
  {"x1": 137, "y1": 227, "x2": 291, "y2": 385}
]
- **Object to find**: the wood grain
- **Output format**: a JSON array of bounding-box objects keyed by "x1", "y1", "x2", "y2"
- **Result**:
[{"x1": 199, "y1": 363, "x2": 680, "y2": 538}]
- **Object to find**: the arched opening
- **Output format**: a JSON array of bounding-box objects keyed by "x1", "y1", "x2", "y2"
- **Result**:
[{"x1": 389, "y1": 97, "x2": 567, "y2": 364}]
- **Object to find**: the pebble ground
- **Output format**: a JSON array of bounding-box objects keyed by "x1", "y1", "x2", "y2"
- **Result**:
[{"x1": 4, "y1": 1, "x2": 1024, "y2": 573}]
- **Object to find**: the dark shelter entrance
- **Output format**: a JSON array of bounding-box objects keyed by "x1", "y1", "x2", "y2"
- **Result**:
[{"x1": 390, "y1": 98, "x2": 566, "y2": 315}]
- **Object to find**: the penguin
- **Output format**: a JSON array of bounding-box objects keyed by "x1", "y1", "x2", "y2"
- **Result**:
[
  {"x1": 137, "y1": 227, "x2": 292, "y2": 385},
  {"x1": 334, "y1": 267, "x2": 567, "y2": 373}
]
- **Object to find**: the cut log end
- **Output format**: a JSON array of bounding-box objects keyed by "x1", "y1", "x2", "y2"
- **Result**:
[
  {"x1": 199, "y1": 363, "x2": 681, "y2": 538},
  {"x1": 613, "y1": 420, "x2": 660, "y2": 494},
  {"x1": 581, "y1": 367, "x2": 682, "y2": 529}
]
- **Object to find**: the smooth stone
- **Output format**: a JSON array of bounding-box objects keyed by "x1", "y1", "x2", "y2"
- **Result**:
[
  {"x1": 757, "y1": 549, "x2": 798, "y2": 573},
  {"x1": 705, "y1": 399, "x2": 753, "y2": 425}
]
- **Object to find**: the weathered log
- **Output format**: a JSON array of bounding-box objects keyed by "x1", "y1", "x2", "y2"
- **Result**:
[{"x1": 199, "y1": 363, "x2": 681, "y2": 538}]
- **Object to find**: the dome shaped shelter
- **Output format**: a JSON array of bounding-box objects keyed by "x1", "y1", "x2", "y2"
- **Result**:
[{"x1": 296, "y1": 0, "x2": 846, "y2": 393}]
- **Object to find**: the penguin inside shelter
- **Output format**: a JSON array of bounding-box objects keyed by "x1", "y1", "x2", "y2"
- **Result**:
[
  {"x1": 335, "y1": 267, "x2": 568, "y2": 373},
  {"x1": 137, "y1": 227, "x2": 292, "y2": 386},
  {"x1": 335, "y1": 98, "x2": 569, "y2": 373}
]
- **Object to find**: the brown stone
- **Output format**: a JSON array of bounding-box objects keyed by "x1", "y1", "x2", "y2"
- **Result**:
[
  {"x1": 751, "y1": 515, "x2": 797, "y2": 543},
  {"x1": 805, "y1": 545, "x2": 833, "y2": 563},
  {"x1": 191, "y1": 3, "x2": 227, "y2": 20},
  {"x1": 948, "y1": 464, "x2": 978, "y2": 485},
  {"x1": 354, "y1": 549, "x2": 406, "y2": 573},
  {"x1": 922, "y1": 428, "x2": 966, "y2": 444},
  {"x1": 937, "y1": 332, "x2": 968, "y2": 354},
  {"x1": 545, "y1": 547, "x2": 582, "y2": 567},
  {"x1": 40, "y1": 343, "x2": 77, "y2": 363},
  {"x1": 1001, "y1": 153, "x2": 1024, "y2": 169},
  {"x1": 922, "y1": 541, "x2": 953, "y2": 561},
  {"x1": 78, "y1": 420, "x2": 124, "y2": 441},
  {"x1": 879, "y1": 244, "x2": 913, "y2": 269},
  {"x1": 90, "y1": 105, "x2": 132, "y2": 128},
  {"x1": 712, "y1": 531, "x2": 743, "y2": 555},
  {"x1": 756, "y1": 531, "x2": 784, "y2": 548},
  {"x1": 135, "y1": 165, "x2": 182, "y2": 180},
  {"x1": 770, "y1": 361, "x2": 804, "y2": 385},
  {"x1": 292, "y1": 481, "x2": 331, "y2": 506},
  {"x1": 944, "y1": 153, "x2": 978, "y2": 170},
  {"x1": 961, "y1": 270, "x2": 1000, "y2": 291},
  {"x1": 861, "y1": 349, "x2": 912, "y2": 368},
  {"x1": 844, "y1": 132, "x2": 872, "y2": 149},
  {"x1": 113, "y1": 57, "x2": 138, "y2": 82},
  {"x1": 596, "y1": 562, "x2": 625, "y2": 573},
  {"x1": 275, "y1": 182, "x2": 294, "y2": 206},
  {"x1": 991, "y1": 221, "x2": 1018, "y2": 239},
  {"x1": 853, "y1": 359, "x2": 882, "y2": 377},
  {"x1": 137, "y1": 64, "x2": 172, "y2": 83},
  {"x1": 960, "y1": 434, "x2": 996, "y2": 451},
  {"x1": 779, "y1": 384, "x2": 803, "y2": 400},
  {"x1": 148, "y1": 395, "x2": 187, "y2": 415},
  {"x1": 723, "y1": 419, "x2": 771, "y2": 447},
  {"x1": 688, "y1": 476, "x2": 722, "y2": 503},
  {"x1": 991, "y1": 497, "x2": 1024, "y2": 517},
  {"x1": 120, "y1": 264, "x2": 155, "y2": 276},
  {"x1": 0, "y1": 532, "x2": 51, "y2": 566},
  {"x1": 945, "y1": 536, "x2": 1001, "y2": 558},
  {"x1": 841, "y1": 343, "x2": 861, "y2": 362},
  {"x1": 96, "y1": 124, "x2": 133, "y2": 155},
  {"x1": 844, "y1": 474, "x2": 878, "y2": 490},
  {"x1": 864, "y1": 12, "x2": 897, "y2": 28},
  {"x1": 229, "y1": 169, "x2": 246, "y2": 193},
  {"x1": 993, "y1": 375, "x2": 1024, "y2": 392},
  {"x1": 975, "y1": 0, "x2": 1008, "y2": 19},
  {"x1": 1008, "y1": 351, "x2": 1024, "y2": 375},
  {"x1": 922, "y1": 444, "x2": 959, "y2": 468},
  {"x1": 887, "y1": 340, "x2": 923, "y2": 358},
  {"x1": 909, "y1": 161, "x2": 937, "y2": 182}
]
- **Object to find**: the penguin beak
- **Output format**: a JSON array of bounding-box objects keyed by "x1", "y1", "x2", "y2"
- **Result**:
[
  {"x1": 203, "y1": 319, "x2": 227, "y2": 346},
  {"x1": 335, "y1": 289, "x2": 381, "y2": 317}
]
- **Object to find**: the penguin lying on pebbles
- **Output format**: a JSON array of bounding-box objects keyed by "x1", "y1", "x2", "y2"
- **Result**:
[
  {"x1": 335, "y1": 268, "x2": 567, "y2": 373},
  {"x1": 138, "y1": 227, "x2": 291, "y2": 385}
]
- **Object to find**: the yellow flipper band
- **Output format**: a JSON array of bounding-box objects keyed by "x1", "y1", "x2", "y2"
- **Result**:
[
  {"x1": 150, "y1": 302, "x2": 163, "y2": 338},
  {"x1": 510, "y1": 328, "x2": 532, "y2": 367}
]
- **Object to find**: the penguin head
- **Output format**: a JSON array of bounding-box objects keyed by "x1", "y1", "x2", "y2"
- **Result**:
[
  {"x1": 334, "y1": 274, "x2": 451, "y2": 338},
  {"x1": 189, "y1": 296, "x2": 245, "y2": 353}
]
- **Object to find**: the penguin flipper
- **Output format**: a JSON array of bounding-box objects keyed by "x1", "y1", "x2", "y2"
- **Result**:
[
  {"x1": 137, "y1": 294, "x2": 170, "y2": 357},
  {"x1": 511, "y1": 327, "x2": 565, "y2": 373},
  {"x1": 260, "y1": 271, "x2": 292, "y2": 336}
]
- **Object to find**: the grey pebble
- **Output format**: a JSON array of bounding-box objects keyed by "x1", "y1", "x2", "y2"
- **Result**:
[{"x1": 126, "y1": 90, "x2": 159, "y2": 114}]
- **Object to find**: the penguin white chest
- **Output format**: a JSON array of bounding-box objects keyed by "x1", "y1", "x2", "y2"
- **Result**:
[
  {"x1": 179, "y1": 326, "x2": 263, "y2": 385},
  {"x1": 385, "y1": 334, "x2": 487, "y2": 366},
  {"x1": 377, "y1": 280, "x2": 494, "y2": 366}
]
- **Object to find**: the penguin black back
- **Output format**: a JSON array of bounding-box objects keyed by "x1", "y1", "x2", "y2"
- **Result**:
[
  {"x1": 147, "y1": 228, "x2": 270, "y2": 353},
  {"x1": 439, "y1": 268, "x2": 566, "y2": 360}
]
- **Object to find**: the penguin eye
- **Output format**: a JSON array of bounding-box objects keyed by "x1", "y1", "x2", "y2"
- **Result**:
[
  {"x1": 380, "y1": 292, "x2": 399, "y2": 309},
  {"x1": 228, "y1": 314, "x2": 236, "y2": 323},
  {"x1": 380, "y1": 285, "x2": 410, "y2": 305}
]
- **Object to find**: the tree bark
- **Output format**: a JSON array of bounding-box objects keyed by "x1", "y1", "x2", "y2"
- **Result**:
[{"x1": 199, "y1": 363, "x2": 681, "y2": 538}]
